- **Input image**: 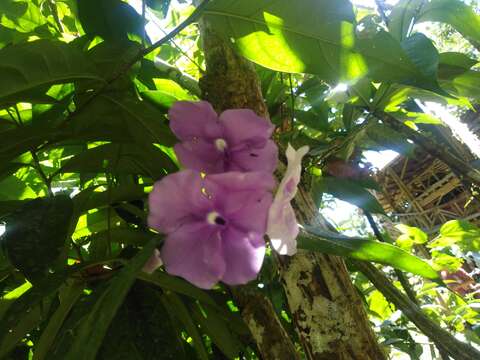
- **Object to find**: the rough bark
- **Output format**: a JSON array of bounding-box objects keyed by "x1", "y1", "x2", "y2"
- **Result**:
[{"x1": 199, "y1": 20, "x2": 386, "y2": 360}]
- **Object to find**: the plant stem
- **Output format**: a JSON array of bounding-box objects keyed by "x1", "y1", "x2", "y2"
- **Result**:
[
  {"x1": 364, "y1": 211, "x2": 419, "y2": 304},
  {"x1": 8, "y1": 107, "x2": 53, "y2": 196},
  {"x1": 354, "y1": 260, "x2": 480, "y2": 360}
]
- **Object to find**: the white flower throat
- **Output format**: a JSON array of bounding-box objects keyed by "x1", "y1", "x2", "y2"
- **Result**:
[{"x1": 214, "y1": 138, "x2": 228, "y2": 152}]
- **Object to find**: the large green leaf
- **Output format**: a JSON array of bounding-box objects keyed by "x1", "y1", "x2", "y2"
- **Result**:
[
  {"x1": 60, "y1": 143, "x2": 176, "y2": 179},
  {"x1": 64, "y1": 238, "x2": 158, "y2": 360},
  {"x1": 0, "y1": 40, "x2": 103, "y2": 103},
  {"x1": 204, "y1": 0, "x2": 363, "y2": 82},
  {"x1": 0, "y1": 0, "x2": 47, "y2": 33},
  {"x1": 418, "y1": 0, "x2": 480, "y2": 46},
  {"x1": 429, "y1": 220, "x2": 480, "y2": 251},
  {"x1": 78, "y1": 0, "x2": 144, "y2": 40},
  {"x1": 162, "y1": 292, "x2": 209, "y2": 360},
  {"x1": 2, "y1": 195, "x2": 73, "y2": 283},
  {"x1": 388, "y1": 0, "x2": 425, "y2": 41},
  {"x1": 314, "y1": 176, "x2": 386, "y2": 214},
  {"x1": 190, "y1": 302, "x2": 242, "y2": 359},
  {"x1": 356, "y1": 30, "x2": 446, "y2": 94},
  {"x1": 70, "y1": 93, "x2": 176, "y2": 146},
  {"x1": 34, "y1": 281, "x2": 84, "y2": 360},
  {"x1": 98, "y1": 283, "x2": 188, "y2": 360},
  {"x1": 299, "y1": 226, "x2": 439, "y2": 279}
]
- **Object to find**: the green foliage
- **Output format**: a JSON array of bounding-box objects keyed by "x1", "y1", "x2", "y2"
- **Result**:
[
  {"x1": 299, "y1": 226, "x2": 439, "y2": 279},
  {"x1": 1, "y1": 0, "x2": 479, "y2": 358}
]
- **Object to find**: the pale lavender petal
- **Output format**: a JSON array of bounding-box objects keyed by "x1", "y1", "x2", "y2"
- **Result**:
[
  {"x1": 161, "y1": 222, "x2": 225, "y2": 289},
  {"x1": 148, "y1": 170, "x2": 210, "y2": 233},
  {"x1": 227, "y1": 192, "x2": 273, "y2": 234},
  {"x1": 174, "y1": 140, "x2": 226, "y2": 173},
  {"x1": 220, "y1": 109, "x2": 274, "y2": 147},
  {"x1": 221, "y1": 227, "x2": 265, "y2": 285},
  {"x1": 142, "y1": 249, "x2": 163, "y2": 274},
  {"x1": 205, "y1": 171, "x2": 275, "y2": 214},
  {"x1": 169, "y1": 101, "x2": 222, "y2": 141},
  {"x1": 267, "y1": 144, "x2": 309, "y2": 256},
  {"x1": 230, "y1": 140, "x2": 278, "y2": 173}
]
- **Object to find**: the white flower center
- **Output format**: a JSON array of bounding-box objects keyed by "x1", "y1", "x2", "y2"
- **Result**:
[
  {"x1": 214, "y1": 138, "x2": 228, "y2": 152},
  {"x1": 206, "y1": 211, "x2": 226, "y2": 225}
]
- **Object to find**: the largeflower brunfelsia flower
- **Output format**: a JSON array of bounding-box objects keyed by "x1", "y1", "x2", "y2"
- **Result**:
[
  {"x1": 267, "y1": 144, "x2": 309, "y2": 255},
  {"x1": 148, "y1": 170, "x2": 274, "y2": 289},
  {"x1": 169, "y1": 101, "x2": 278, "y2": 174}
]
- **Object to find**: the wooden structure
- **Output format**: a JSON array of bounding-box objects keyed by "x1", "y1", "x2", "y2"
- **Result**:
[{"x1": 374, "y1": 147, "x2": 480, "y2": 232}]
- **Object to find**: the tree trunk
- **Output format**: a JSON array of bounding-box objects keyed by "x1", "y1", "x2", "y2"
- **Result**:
[{"x1": 198, "y1": 19, "x2": 386, "y2": 360}]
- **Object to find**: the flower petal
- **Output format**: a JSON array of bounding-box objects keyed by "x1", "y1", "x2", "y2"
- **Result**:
[
  {"x1": 267, "y1": 144, "x2": 309, "y2": 255},
  {"x1": 220, "y1": 109, "x2": 274, "y2": 147},
  {"x1": 221, "y1": 226, "x2": 265, "y2": 285},
  {"x1": 148, "y1": 170, "x2": 211, "y2": 233},
  {"x1": 174, "y1": 140, "x2": 225, "y2": 173},
  {"x1": 161, "y1": 222, "x2": 225, "y2": 289},
  {"x1": 206, "y1": 171, "x2": 275, "y2": 215},
  {"x1": 142, "y1": 249, "x2": 163, "y2": 274},
  {"x1": 169, "y1": 101, "x2": 222, "y2": 141},
  {"x1": 230, "y1": 139, "x2": 278, "y2": 173}
]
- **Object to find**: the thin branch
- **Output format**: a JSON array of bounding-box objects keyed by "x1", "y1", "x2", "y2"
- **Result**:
[
  {"x1": 47, "y1": 0, "x2": 64, "y2": 34},
  {"x1": 374, "y1": 0, "x2": 389, "y2": 26},
  {"x1": 364, "y1": 211, "x2": 419, "y2": 305},
  {"x1": 353, "y1": 260, "x2": 480, "y2": 360},
  {"x1": 68, "y1": 0, "x2": 210, "y2": 118},
  {"x1": 376, "y1": 111, "x2": 480, "y2": 188},
  {"x1": 11, "y1": 106, "x2": 54, "y2": 196}
]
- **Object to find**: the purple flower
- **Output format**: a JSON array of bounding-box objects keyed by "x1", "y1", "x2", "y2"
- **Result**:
[
  {"x1": 267, "y1": 144, "x2": 309, "y2": 255},
  {"x1": 169, "y1": 101, "x2": 278, "y2": 174},
  {"x1": 148, "y1": 170, "x2": 274, "y2": 289}
]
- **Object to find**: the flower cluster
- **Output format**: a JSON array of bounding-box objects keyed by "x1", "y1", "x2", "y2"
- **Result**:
[{"x1": 146, "y1": 101, "x2": 308, "y2": 288}]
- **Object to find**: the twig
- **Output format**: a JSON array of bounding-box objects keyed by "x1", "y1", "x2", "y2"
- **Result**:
[
  {"x1": 8, "y1": 107, "x2": 54, "y2": 196},
  {"x1": 68, "y1": 0, "x2": 210, "y2": 118},
  {"x1": 47, "y1": 0, "x2": 64, "y2": 34},
  {"x1": 374, "y1": 0, "x2": 389, "y2": 26}
]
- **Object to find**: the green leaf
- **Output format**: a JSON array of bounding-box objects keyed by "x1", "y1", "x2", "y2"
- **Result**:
[
  {"x1": 0, "y1": 40, "x2": 103, "y2": 103},
  {"x1": 0, "y1": 266, "x2": 79, "y2": 356},
  {"x1": 438, "y1": 52, "x2": 477, "y2": 78},
  {"x1": 395, "y1": 224, "x2": 428, "y2": 250},
  {"x1": 190, "y1": 302, "x2": 242, "y2": 359},
  {"x1": 162, "y1": 292, "x2": 209, "y2": 360},
  {"x1": 34, "y1": 281, "x2": 84, "y2": 360},
  {"x1": 78, "y1": 0, "x2": 144, "y2": 40},
  {"x1": 388, "y1": 0, "x2": 425, "y2": 41},
  {"x1": 418, "y1": 0, "x2": 480, "y2": 47},
  {"x1": 70, "y1": 93, "x2": 176, "y2": 146},
  {"x1": 138, "y1": 271, "x2": 218, "y2": 308},
  {"x1": 72, "y1": 185, "x2": 146, "y2": 215},
  {"x1": 204, "y1": 0, "x2": 365, "y2": 82},
  {"x1": 429, "y1": 220, "x2": 480, "y2": 251},
  {"x1": 0, "y1": 0, "x2": 47, "y2": 33},
  {"x1": 64, "y1": 238, "x2": 158, "y2": 360},
  {"x1": 439, "y1": 69, "x2": 480, "y2": 100},
  {"x1": 141, "y1": 79, "x2": 197, "y2": 111},
  {"x1": 2, "y1": 195, "x2": 73, "y2": 283},
  {"x1": 0, "y1": 176, "x2": 36, "y2": 201},
  {"x1": 356, "y1": 30, "x2": 446, "y2": 95},
  {"x1": 60, "y1": 143, "x2": 176, "y2": 179},
  {"x1": 314, "y1": 176, "x2": 386, "y2": 214},
  {"x1": 299, "y1": 226, "x2": 439, "y2": 279}
]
